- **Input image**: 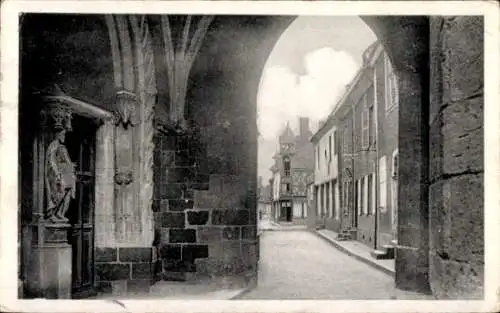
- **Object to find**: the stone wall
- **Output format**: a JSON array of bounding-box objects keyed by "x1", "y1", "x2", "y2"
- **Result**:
[
  {"x1": 428, "y1": 16, "x2": 484, "y2": 299},
  {"x1": 153, "y1": 94, "x2": 258, "y2": 283},
  {"x1": 151, "y1": 123, "x2": 258, "y2": 284},
  {"x1": 152, "y1": 131, "x2": 210, "y2": 281},
  {"x1": 95, "y1": 247, "x2": 153, "y2": 294}
]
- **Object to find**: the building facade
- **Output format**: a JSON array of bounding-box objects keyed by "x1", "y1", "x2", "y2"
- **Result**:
[
  {"x1": 257, "y1": 177, "x2": 272, "y2": 218},
  {"x1": 269, "y1": 118, "x2": 314, "y2": 223},
  {"x1": 310, "y1": 41, "x2": 399, "y2": 250}
]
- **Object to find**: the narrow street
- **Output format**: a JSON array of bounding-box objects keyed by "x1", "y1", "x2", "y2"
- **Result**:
[{"x1": 241, "y1": 226, "x2": 416, "y2": 300}]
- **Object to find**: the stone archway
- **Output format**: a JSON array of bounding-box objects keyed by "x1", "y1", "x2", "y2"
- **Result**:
[
  {"x1": 183, "y1": 14, "x2": 432, "y2": 294},
  {"x1": 183, "y1": 15, "x2": 483, "y2": 299}
]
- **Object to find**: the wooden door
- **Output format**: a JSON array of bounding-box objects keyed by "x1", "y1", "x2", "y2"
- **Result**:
[
  {"x1": 350, "y1": 181, "x2": 357, "y2": 228},
  {"x1": 65, "y1": 115, "x2": 97, "y2": 299}
]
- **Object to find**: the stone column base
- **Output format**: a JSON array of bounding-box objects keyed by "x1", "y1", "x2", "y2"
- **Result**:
[
  {"x1": 26, "y1": 244, "x2": 72, "y2": 299},
  {"x1": 25, "y1": 223, "x2": 72, "y2": 299}
]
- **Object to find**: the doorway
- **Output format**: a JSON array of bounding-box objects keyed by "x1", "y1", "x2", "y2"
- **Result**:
[
  {"x1": 65, "y1": 115, "x2": 97, "y2": 299},
  {"x1": 280, "y1": 201, "x2": 292, "y2": 222}
]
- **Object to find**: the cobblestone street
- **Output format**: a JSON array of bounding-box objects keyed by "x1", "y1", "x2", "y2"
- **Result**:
[{"x1": 240, "y1": 229, "x2": 429, "y2": 300}]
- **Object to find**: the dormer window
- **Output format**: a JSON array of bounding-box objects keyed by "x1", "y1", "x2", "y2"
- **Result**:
[{"x1": 283, "y1": 157, "x2": 291, "y2": 176}]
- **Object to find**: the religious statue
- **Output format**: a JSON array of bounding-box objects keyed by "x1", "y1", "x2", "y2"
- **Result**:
[{"x1": 44, "y1": 106, "x2": 76, "y2": 223}]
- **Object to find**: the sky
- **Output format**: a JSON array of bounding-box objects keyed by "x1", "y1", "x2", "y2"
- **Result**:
[{"x1": 257, "y1": 16, "x2": 377, "y2": 183}]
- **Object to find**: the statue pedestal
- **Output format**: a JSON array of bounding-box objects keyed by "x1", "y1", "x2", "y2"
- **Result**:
[{"x1": 25, "y1": 223, "x2": 72, "y2": 299}]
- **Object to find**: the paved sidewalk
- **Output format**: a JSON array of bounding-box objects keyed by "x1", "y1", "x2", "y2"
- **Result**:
[{"x1": 315, "y1": 229, "x2": 395, "y2": 276}]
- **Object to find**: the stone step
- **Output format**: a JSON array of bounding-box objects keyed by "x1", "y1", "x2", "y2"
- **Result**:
[
  {"x1": 381, "y1": 244, "x2": 395, "y2": 259},
  {"x1": 370, "y1": 246, "x2": 395, "y2": 260},
  {"x1": 347, "y1": 229, "x2": 358, "y2": 240},
  {"x1": 336, "y1": 233, "x2": 351, "y2": 241},
  {"x1": 370, "y1": 249, "x2": 390, "y2": 259}
]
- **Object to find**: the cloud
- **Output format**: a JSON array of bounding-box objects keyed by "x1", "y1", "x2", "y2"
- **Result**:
[
  {"x1": 257, "y1": 47, "x2": 359, "y2": 181},
  {"x1": 257, "y1": 47, "x2": 359, "y2": 140}
]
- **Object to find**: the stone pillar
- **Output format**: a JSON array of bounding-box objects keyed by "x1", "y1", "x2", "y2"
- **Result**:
[
  {"x1": 95, "y1": 120, "x2": 116, "y2": 247},
  {"x1": 428, "y1": 16, "x2": 484, "y2": 299},
  {"x1": 94, "y1": 90, "x2": 156, "y2": 294},
  {"x1": 395, "y1": 67, "x2": 432, "y2": 294}
]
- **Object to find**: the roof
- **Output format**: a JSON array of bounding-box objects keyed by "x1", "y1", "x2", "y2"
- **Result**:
[{"x1": 279, "y1": 122, "x2": 295, "y2": 144}]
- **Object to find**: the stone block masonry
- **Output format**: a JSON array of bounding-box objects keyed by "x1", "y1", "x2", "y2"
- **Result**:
[
  {"x1": 152, "y1": 130, "x2": 258, "y2": 282},
  {"x1": 428, "y1": 16, "x2": 484, "y2": 299},
  {"x1": 94, "y1": 247, "x2": 153, "y2": 294}
]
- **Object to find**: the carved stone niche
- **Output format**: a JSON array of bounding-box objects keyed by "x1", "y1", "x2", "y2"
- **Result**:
[
  {"x1": 40, "y1": 93, "x2": 115, "y2": 228},
  {"x1": 41, "y1": 102, "x2": 75, "y2": 227}
]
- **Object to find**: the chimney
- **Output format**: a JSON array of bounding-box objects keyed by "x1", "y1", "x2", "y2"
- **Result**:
[{"x1": 299, "y1": 117, "x2": 309, "y2": 137}]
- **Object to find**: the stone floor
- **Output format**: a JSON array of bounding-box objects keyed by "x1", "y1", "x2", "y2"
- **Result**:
[
  {"x1": 258, "y1": 218, "x2": 307, "y2": 232},
  {"x1": 92, "y1": 279, "x2": 248, "y2": 300},
  {"x1": 240, "y1": 229, "x2": 434, "y2": 300}
]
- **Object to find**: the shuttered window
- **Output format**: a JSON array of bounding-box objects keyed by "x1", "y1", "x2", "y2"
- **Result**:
[{"x1": 379, "y1": 156, "x2": 387, "y2": 212}]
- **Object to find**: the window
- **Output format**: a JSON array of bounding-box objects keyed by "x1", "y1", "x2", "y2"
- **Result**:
[
  {"x1": 315, "y1": 186, "x2": 321, "y2": 216},
  {"x1": 286, "y1": 183, "x2": 291, "y2": 192},
  {"x1": 344, "y1": 126, "x2": 350, "y2": 153},
  {"x1": 332, "y1": 181, "x2": 336, "y2": 219},
  {"x1": 333, "y1": 130, "x2": 338, "y2": 156},
  {"x1": 371, "y1": 172, "x2": 377, "y2": 215},
  {"x1": 330, "y1": 182, "x2": 334, "y2": 218},
  {"x1": 326, "y1": 182, "x2": 331, "y2": 217},
  {"x1": 392, "y1": 151, "x2": 399, "y2": 179},
  {"x1": 360, "y1": 177, "x2": 365, "y2": 215},
  {"x1": 327, "y1": 138, "x2": 331, "y2": 175},
  {"x1": 356, "y1": 180, "x2": 360, "y2": 216},
  {"x1": 367, "y1": 85, "x2": 375, "y2": 148},
  {"x1": 385, "y1": 54, "x2": 399, "y2": 111},
  {"x1": 363, "y1": 176, "x2": 369, "y2": 215},
  {"x1": 283, "y1": 157, "x2": 290, "y2": 176},
  {"x1": 379, "y1": 156, "x2": 387, "y2": 213},
  {"x1": 321, "y1": 185, "x2": 326, "y2": 217},
  {"x1": 317, "y1": 147, "x2": 320, "y2": 168},
  {"x1": 361, "y1": 94, "x2": 369, "y2": 149},
  {"x1": 328, "y1": 135, "x2": 332, "y2": 161},
  {"x1": 343, "y1": 181, "x2": 348, "y2": 212},
  {"x1": 367, "y1": 173, "x2": 373, "y2": 215},
  {"x1": 334, "y1": 181, "x2": 340, "y2": 220}
]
